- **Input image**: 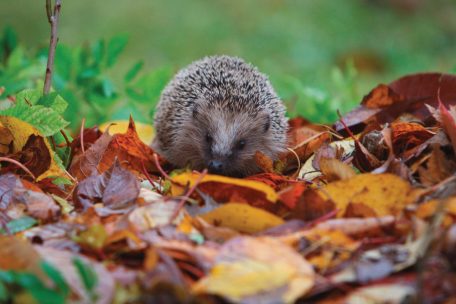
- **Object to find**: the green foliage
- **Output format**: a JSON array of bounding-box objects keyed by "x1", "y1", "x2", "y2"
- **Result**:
[
  {"x1": 0, "y1": 89, "x2": 69, "y2": 136},
  {"x1": 0, "y1": 259, "x2": 98, "y2": 303},
  {"x1": 0, "y1": 262, "x2": 68, "y2": 304},
  {"x1": 0, "y1": 28, "x2": 173, "y2": 130},
  {"x1": 73, "y1": 257, "x2": 98, "y2": 301},
  {"x1": 0, "y1": 216, "x2": 37, "y2": 235},
  {"x1": 273, "y1": 61, "x2": 359, "y2": 123}
]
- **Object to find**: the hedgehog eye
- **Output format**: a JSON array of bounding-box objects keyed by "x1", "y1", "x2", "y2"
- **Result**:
[
  {"x1": 205, "y1": 133, "x2": 213, "y2": 143},
  {"x1": 236, "y1": 139, "x2": 246, "y2": 150}
]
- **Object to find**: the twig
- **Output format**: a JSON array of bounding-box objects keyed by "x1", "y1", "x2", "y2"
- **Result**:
[
  {"x1": 43, "y1": 0, "x2": 62, "y2": 95},
  {"x1": 80, "y1": 118, "x2": 86, "y2": 154},
  {"x1": 0, "y1": 157, "x2": 36, "y2": 180},
  {"x1": 153, "y1": 153, "x2": 171, "y2": 180},
  {"x1": 141, "y1": 160, "x2": 161, "y2": 194},
  {"x1": 169, "y1": 169, "x2": 208, "y2": 223}
]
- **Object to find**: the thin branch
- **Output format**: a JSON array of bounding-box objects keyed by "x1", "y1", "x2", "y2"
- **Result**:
[
  {"x1": 45, "y1": 0, "x2": 52, "y2": 23},
  {"x1": 0, "y1": 157, "x2": 36, "y2": 180},
  {"x1": 169, "y1": 169, "x2": 208, "y2": 224},
  {"x1": 80, "y1": 118, "x2": 86, "y2": 154},
  {"x1": 43, "y1": 0, "x2": 62, "y2": 95}
]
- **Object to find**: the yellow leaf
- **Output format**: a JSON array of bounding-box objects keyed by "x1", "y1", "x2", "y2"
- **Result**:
[
  {"x1": 99, "y1": 120, "x2": 155, "y2": 144},
  {"x1": 416, "y1": 197, "x2": 456, "y2": 227},
  {"x1": 193, "y1": 236, "x2": 314, "y2": 303},
  {"x1": 171, "y1": 172, "x2": 278, "y2": 203},
  {"x1": 200, "y1": 203, "x2": 284, "y2": 233},
  {"x1": 0, "y1": 121, "x2": 13, "y2": 154},
  {"x1": 0, "y1": 116, "x2": 68, "y2": 181},
  {"x1": 318, "y1": 173, "x2": 418, "y2": 217},
  {"x1": 304, "y1": 229, "x2": 360, "y2": 271}
]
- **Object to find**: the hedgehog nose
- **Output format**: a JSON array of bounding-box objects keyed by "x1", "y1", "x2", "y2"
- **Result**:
[{"x1": 208, "y1": 160, "x2": 224, "y2": 174}]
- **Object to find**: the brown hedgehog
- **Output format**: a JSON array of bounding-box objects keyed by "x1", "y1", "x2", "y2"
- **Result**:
[{"x1": 152, "y1": 55, "x2": 288, "y2": 177}]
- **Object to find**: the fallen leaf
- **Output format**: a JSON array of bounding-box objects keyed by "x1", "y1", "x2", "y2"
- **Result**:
[
  {"x1": 128, "y1": 199, "x2": 183, "y2": 231},
  {"x1": 415, "y1": 197, "x2": 456, "y2": 227},
  {"x1": 304, "y1": 229, "x2": 360, "y2": 272},
  {"x1": 418, "y1": 145, "x2": 456, "y2": 186},
  {"x1": 97, "y1": 117, "x2": 162, "y2": 176},
  {"x1": 99, "y1": 119, "x2": 155, "y2": 144},
  {"x1": 199, "y1": 203, "x2": 284, "y2": 234},
  {"x1": 35, "y1": 246, "x2": 115, "y2": 303},
  {"x1": 299, "y1": 139, "x2": 355, "y2": 181},
  {"x1": 335, "y1": 73, "x2": 456, "y2": 132},
  {"x1": 69, "y1": 131, "x2": 113, "y2": 181},
  {"x1": 345, "y1": 283, "x2": 415, "y2": 304},
  {"x1": 73, "y1": 159, "x2": 140, "y2": 211},
  {"x1": 254, "y1": 151, "x2": 274, "y2": 173},
  {"x1": 193, "y1": 236, "x2": 315, "y2": 303},
  {"x1": 171, "y1": 172, "x2": 278, "y2": 210},
  {"x1": 0, "y1": 173, "x2": 60, "y2": 221},
  {"x1": 0, "y1": 121, "x2": 13, "y2": 154},
  {"x1": 0, "y1": 116, "x2": 68, "y2": 181},
  {"x1": 438, "y1": 101, "x2": 456, "y2": 154},
  {"x1": 290, "y1": 189, "x2": 336, "y2": 221},
  {"x1": 391, "y1": 122, "x2": 434, "y2": 156},
  {"x1": 279, "y1": 182, "x2": 307, "y2": 210},
  {"x1": 0, "y1": 235, "x2": 45, "y2": 280},
  {"x1": 319, "y1": 158, "x2": 356, "y2": 182},
  {"x1": 318, "y1": 173, "x2": 418, "y2": 217}
]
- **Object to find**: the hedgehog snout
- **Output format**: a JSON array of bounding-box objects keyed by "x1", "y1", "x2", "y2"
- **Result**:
[{"x1": 208, "y1": 160, "x2": 224, "y2": 174}]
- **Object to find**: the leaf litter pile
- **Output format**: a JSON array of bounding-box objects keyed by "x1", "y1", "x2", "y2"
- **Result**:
[{"x1": 1, "y1": 73, "x2": 456, "y2": 303}]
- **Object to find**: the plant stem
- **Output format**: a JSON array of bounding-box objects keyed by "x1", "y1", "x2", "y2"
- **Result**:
[{"x1": 43, "y1": 0, "x2": 62, "y2": 95}]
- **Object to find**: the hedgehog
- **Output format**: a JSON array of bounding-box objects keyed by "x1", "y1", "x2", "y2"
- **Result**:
[{"x1": 152, "y1": 55, "x2": 288, "y2": 177}]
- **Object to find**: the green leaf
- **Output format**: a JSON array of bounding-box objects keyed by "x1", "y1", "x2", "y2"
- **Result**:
[
  {"x1": 73, "y1": 258, "x2": 97, "y2": 293},
  {"x1": 6, "y1": 46, "x2": 25, "y2": 69},
  {"x1": 0, "y1": 281, "x2": 7, "y2": 302},
  {"x1": 16, "y1": 89, "x2": 41, "y2": 106},
  {"x1": 0, "y1": 102, "x2": 69, "y2": 136},
  {"x1": 38, "y1": 93, "x2": 68, "y2": 114},
  {"x1": 40, "y1": 262, "x2": 69, "y2": 298},
  {"x1": 55, "y1": 45, "x2": 74, "y2": 83},
  {"x1": 51, "y1": 176, "x2": 73, "y2": 186},
  {"x1": 101, "y1": 78, "x2": 115, "y2": 97},
  {"x1": 6, "y1": 216, "x2": 37, "y2": 234},
  {"x1": 126, "y1": 66, "x2": 172, "y2": 104},
  {"x1": 91, "y1": 40, "x2": 105, "y2": 65},
  {"x1": 106, "y1": 35, "x2": 128, "y2": 67},
  {"x1": 4, "y1": 26, "x2": 18, "y2": 52},
  {"x1": 124, "y1": 60, "x2": 144, "y2": 82},
  {"x1": 0, "y1": 271, "x2": 15, "y2": 283}
]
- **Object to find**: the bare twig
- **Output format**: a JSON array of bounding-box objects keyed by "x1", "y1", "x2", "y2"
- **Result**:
[
  {"x1": 80, "y1": 118, "x2": 86, "y2": 154},
  {"x1": 43, "y1": 0, "x2": 62, "y2": 95},
  {"x1": 0, "y1": 157, "x2": 36, "y2": 180},
  {"x1": 169, "y1": 169, "x2": 208, "y2": 223}
]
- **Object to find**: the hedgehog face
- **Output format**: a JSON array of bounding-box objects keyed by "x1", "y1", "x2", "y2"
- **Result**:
[{"x1": 189, "y1": 103, "x2": 272, "y2": 176}]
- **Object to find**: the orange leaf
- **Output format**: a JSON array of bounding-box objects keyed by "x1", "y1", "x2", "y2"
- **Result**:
[{"x1": 171, "y1": 172, "x2": 278, "y2": 210}]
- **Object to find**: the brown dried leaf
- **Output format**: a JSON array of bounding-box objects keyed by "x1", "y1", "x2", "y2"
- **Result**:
[
  {"x1": 0, "y1": 173, "x2": 60, "y2": 221},
  {"x1": 335, "y1": 73, "x2": 456, "y2": 132},
  {"x1": 97, "y1": 117, "x2": 163, "y2": 176},
  {"x1": 319, "y1": 158, "x2": 356, "y2": 182},
  {"x1": 254, "y1": 151, "x2": 274, "y2": 173},
  {"x1": 73, "y1": 159, "x2": 140, "y2": 211},
  {"x1": 69, "y1": 130, "x2": 113, "y2": 181},
  {"x1": 418, "y1": 145, "x2": 456, "y2": 186}
]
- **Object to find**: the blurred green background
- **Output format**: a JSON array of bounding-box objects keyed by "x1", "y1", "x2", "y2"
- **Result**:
[{"x1": 1, "y1": 0, "x2": 455, "y2": 130}]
